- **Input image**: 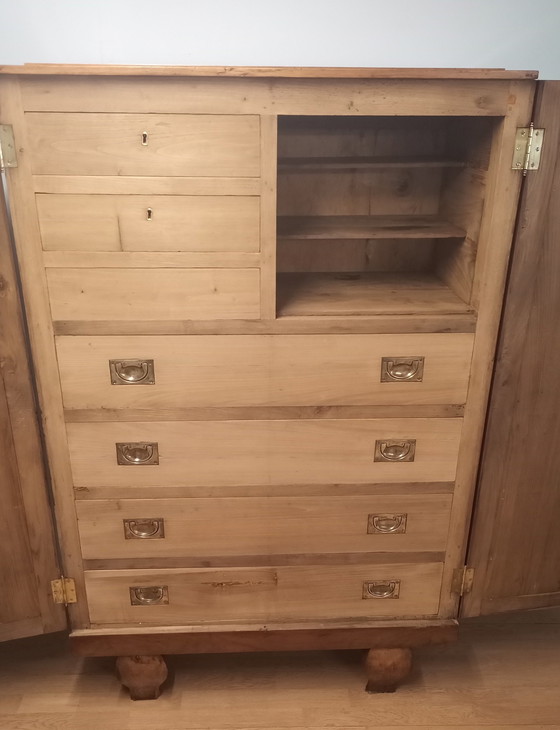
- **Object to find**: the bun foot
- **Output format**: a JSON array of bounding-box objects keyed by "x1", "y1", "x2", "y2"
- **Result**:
[
  {"x1": 364, "y1": 647, "x2": 412, "y2": 693},
  {"x1": 116, "y1": 655, "x2": 168, "y2": 700}
]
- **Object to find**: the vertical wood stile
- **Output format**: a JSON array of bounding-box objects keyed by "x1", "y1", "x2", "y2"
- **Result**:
[{"x1": 259, "y1": 115, "x2": 277, "y2": 319}]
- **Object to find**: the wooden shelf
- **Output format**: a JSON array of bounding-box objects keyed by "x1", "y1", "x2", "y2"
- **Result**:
[
  {"x1": 278, "y1": 156, "x2": 467, "y2": 171},
  {"x1": 277, "y1": 272, "x2": 472, "y2": 317},
  {"x1": 277, "y1": 215, "x2": 466, "y2": 240}
]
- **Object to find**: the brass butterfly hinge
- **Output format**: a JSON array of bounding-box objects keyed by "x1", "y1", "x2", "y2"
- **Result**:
[
  {"x1": 451, "y1": 566, "x2": 475, "y2": 596},
  {"x1": 512, "y1": 123, "x2": 545, "y2": 175},
  {"x1": 51, "y1": 577, "x2": 77, "y2": 605},
  {"x1": 0, "y1": 124, "x2": 17, "y2": 171}
]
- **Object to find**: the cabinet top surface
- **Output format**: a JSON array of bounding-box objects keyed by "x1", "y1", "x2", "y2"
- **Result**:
[{"x1": 0, "y1": 64, "x2": 538, "y2": 79}]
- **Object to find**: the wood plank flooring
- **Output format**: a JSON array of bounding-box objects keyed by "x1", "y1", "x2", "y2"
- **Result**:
[{"x1": 0, "y1": 610, "x2": 559, "y2": 729}]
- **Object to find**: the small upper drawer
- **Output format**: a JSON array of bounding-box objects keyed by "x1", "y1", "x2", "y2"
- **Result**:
[
  {"x1": 36, "y1": 194, "x2": 260, "y2": 252},
  {"x1": 26, "y1": 113, "x2": 261, "y2": 177},
  {"x1": 84, "y1": 562, "x2": 444, "y2": 625},
  {"x1": 56, "y1": 333, "x2": 474, "y2": 409},
  {"x1": 76, "y1": 494, "x2": 453, "y2": 559}
]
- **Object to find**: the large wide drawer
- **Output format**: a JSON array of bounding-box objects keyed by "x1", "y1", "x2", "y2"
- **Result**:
[
  {"x1": 26, "y1": 113, "x2": 261, "y2": 177},
  {"x1": 84, "y1": 562, "x2": 444, "y2": 625},
  {"x1": 76, "y1": 494, "x2": 452, "y2": 559},
  {"x1": 66, "y1": 418, "x2": 463, "y2": 488},
  {"x1": 36, "y1": 194, "x2": 261, "y2": 252},
  {"x1": 46, "y1": 268, "x2": 260, "y2": 321},
  {"x1": 56, "y1": 333, "x2": 474, "y2": 409}
]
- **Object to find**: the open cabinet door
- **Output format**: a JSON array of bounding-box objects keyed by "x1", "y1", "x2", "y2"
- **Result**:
[
  {"x1": 462, "y1": 81, "x2": 560, "y2": 618},
  {"x1": 0, "y1": 177, "x2": 66, "y2": 641}
]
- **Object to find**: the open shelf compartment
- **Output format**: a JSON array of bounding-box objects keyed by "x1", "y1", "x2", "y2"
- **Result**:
[{"x1": 275, "y1": 115, "x2": 496, "y2": 318}]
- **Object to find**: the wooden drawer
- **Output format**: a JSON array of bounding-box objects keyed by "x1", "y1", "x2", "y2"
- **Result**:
[
  {"x1": 76, "y1": 494, "x2": 452, "y2": 559},
  {"x1": 66, "y1": 418, "x2": 462, "y2": 488},
  {"x1": 26, "y1": 113, "x2": 260, "y2": 177},
  {"x1": 36, "y1": 194, "x2": 261, "y2": 252},
  {"x1": 84, "y1": 562, "x2": 444, "y2": 625},
  {"x1": 45, "y1": 268, "x2": 260, "y2": 321},
  {"x1": 56, "y1": 334, "x2": 474, "y2": 410}
]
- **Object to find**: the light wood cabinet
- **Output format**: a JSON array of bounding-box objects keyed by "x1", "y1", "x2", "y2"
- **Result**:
[{"x1": 0, "y1": 65, "x2": 557, "y2": 699}]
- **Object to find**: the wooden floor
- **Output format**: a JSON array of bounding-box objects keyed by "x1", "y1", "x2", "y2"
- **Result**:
[{"x1": 1, "y1": 610, "x2": 559, "y2": 729}]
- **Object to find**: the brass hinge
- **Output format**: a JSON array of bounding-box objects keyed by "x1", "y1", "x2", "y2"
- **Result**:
[
  {"x1": 0, "y1": 124, "x2": 18, "y2": 171},
  {"x1": 451, "y1": 566, "x2": 475, "y2": 596},
  {"x1": 512, "y1": 123, "x2": 545, "y2": 175},
  {"x1": 51, "y1": 577, "x2": 77, "y2": 605}
]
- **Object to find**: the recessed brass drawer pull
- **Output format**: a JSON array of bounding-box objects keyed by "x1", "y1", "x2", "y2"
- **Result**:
[
  {"x1": 374, "y1": 439, "x2": 416, "y2": 462},
  {"x1": 116, "y1": 442, "x2": 159, "y2": 465},
  {"x1": 367, "y1": 513, "x2": 408, "y2": 534},
  {"x1": 129, "y1": 585, "x2": 169, "y2": 606},
  {"x1": 381, "y1": 356, "x2": 424, "y2": 382},
  {"x1": 363, "y1": 580, "x2": 401, "y2": 599},
  {"x1": 123, "y1": 518, "x2": 165, "y2": 539},
  {"x1": 109, "y1": 359, "x2": 155, "y2": 385}
]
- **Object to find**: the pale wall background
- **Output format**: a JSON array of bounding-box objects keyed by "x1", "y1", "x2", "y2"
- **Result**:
[{"x1": 1, "y1": 0, "x2": 559, "y2": 79}]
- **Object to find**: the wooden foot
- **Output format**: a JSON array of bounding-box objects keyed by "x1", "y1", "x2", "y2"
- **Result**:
[
  {"x1": 364, "y1": 647, "x2": 412, "y2": 693},
  {"x1": 116, "y1": 655, "x2": 168, "y2": 700}
]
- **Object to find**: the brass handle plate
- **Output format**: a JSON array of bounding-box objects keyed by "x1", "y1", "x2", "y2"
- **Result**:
[
  {"x1": 374, "y1": 439, "x2": 416, "y2": 462},
  {"x1": 367, "y1": 513, "x2": 408, "y2": 534},
  {"x1": 116, "y1": 442, "x2": 159, "y2": 465},
  {"x1": 129, "y1": 585, "x2": 169, "y2": 606},
  {"x1": 381, "y1": 356, "x2": 424, "y2": 382},
  {"x1": 363, "y1": 580, "x2": 401, "y2": 599},
  {"x1": 109, "y1": 359, "x2": 155, "y2": 385},
  {"x1": 123, "y1": 518, "x2": 165, "y2": 540}
]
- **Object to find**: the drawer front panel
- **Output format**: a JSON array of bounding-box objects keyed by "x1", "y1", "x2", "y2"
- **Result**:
[
  {"x1": 46, "y1": 268, "x2": 260, "y2": 321},
  {"x1": 56, "y1": 333, "x2": 474, "y2": 409},
  {"x1": 76, "y1": 494, "x2": 453, "y2": 559},
  {"x1": 37, "y1": 194, "x2": 261, "y2": 252},
  {"x1": 27, "y1": 113, "x2": 261, "y2": 177},
  {"x1": 66, "y1": 418, "x2": 463, "y2": 487},
  {"x1": 85, "y1": 562, "x2": 444, "y2": 624}
]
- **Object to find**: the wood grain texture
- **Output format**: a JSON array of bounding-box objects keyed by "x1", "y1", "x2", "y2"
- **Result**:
[
  {"x1": 45, "y1": 268, "x2": 261, "y2": 321},
  {"x1": 4, "y1": 63, "x2": 539, "y2": 77},
  {"x1": 0, "y1": 76, "x2": 89, "y2": 627},
  {"x1": 463, "y1": 82, "x2": 560, "y2": 618},
  {"x1": 17, "y1": 76, "x2": 516, "y2": 116},
  {"x1": 277, "y1": 273, "x2": 472, "y2": 317},
  {"x1": 84, "y1": 563, "x2": 444, "y2": 625},
  {"x1": 52, "y1": 313, "x2": 477, "y2": 336},
  {"x1": 4, "y1": 614, "x2": 560, "y2": 728},
  {"x1": 55, "y1": 333, "x2": 474, "y2": 409},
  {"x1": 437, "y1": 80, "x2": 535, "y2": 618},
  {"x1": 65, "y1": 418, "x2": 463, "y2": 488},
  {"x1": 0, "y1": 113, "x2": 66, "y2": 641},
  {"x1": 36, "y1": 194, "x2": 261, "y2": 252},
  {"x1": 64, "y1": 405, "x2": 464, "y2": 423},
  {"x1": 26, "y1": 113, "x2": 260, "y2": 177},
  {"x1": 75, "y1": 494, "x2": 452, "y2": 559},
  {"x1": 71, "y1": 620, "x2": 458, "y2": 655}
]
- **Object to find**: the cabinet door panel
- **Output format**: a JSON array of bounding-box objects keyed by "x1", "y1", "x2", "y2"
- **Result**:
[
  {"x1": 0, "y1": 181, "x2": 66, "y2": 641},
  {"x1": 462, "y1": 81, "x2": 560, "y2": 617}
]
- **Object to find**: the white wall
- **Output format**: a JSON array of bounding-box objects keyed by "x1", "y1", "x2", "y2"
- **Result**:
[{"x1": 1, "y1": 0, "x2": 559, "y2": 79}]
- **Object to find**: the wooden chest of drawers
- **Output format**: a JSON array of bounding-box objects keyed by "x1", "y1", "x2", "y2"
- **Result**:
[{"x1": 0, "y1": 64, "x2": 539, "y2": 698}]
